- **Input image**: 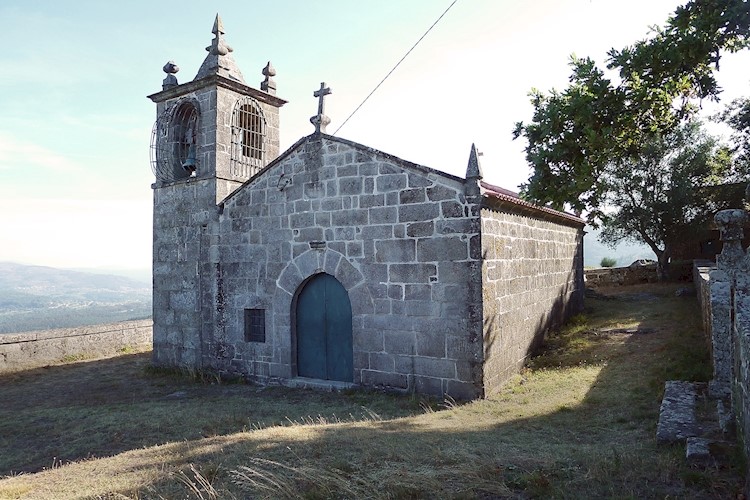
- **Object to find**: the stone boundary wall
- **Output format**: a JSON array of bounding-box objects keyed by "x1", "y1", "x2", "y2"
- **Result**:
[
  {"x1": 695, "y1": 209, "x2": 750, "y2": 490},
  {"x1": 584, "y1": 264, "x2": 658, "y2": 287},
  {"x1": 693, "y1": 260, "x2": 714, "y2": 345},
  {"x1": 0, "y1": 320, "x2": 152, "y2": 374}
]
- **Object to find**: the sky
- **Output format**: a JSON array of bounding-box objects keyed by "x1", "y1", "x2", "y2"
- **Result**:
[{"x1": 1, "y1": 0, "x2": 749, "y2": 271}]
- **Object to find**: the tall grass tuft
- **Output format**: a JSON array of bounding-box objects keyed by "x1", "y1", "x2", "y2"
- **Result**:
[
  {"x1": 231, "y1": 458, "x2": 375, "y2": 499},
  {"x1": 174, "y1": 464, "x2": 223, "y2": 500}
]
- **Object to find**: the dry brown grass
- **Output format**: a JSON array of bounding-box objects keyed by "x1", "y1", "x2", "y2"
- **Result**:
[{"x1": 0, "y1": 283, "x2": 743, "y2": 499}]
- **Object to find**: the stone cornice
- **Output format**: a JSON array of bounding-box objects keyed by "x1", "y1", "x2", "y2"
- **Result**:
[{"x1": 147, "y1": 74, "x2": 287, "y2": 107}]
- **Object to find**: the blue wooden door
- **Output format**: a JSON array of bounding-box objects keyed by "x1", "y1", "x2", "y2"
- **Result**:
[{"x1": 296, "y1": 274, "x2": 353, "y2": 382}]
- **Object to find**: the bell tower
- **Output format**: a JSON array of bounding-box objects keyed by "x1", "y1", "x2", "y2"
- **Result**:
[
  {"x1": 149, "y1": 15, "x2": 286, "y2": 370},
  {"x1": 148, "y1": 14, "x2": 287, "y2": 203}
]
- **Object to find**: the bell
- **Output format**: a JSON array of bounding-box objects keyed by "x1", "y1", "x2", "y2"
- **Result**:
[{"x1": 182, "y1": 144, "x2": 197, "y2": 174}]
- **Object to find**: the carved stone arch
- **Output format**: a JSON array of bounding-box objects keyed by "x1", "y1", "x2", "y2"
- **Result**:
[{"x1": 272, "y1": 248, "x2": 374, "y2": 380}]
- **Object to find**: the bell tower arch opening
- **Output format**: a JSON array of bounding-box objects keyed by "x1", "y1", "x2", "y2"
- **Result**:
[
  {"x1": 171, "y1": 100, "x2": 200, "y2": 177},
  {"x1": 150, "y1": 98, "x2": 200, "y2": 183},
  {"x1": 231, "y1": 97, "x2": 267, "y2": 178}
]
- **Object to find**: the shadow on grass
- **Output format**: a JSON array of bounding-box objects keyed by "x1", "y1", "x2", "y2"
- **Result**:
[
  {"x1": 0, "y1": 353, "x2": 426, "y2": 477},
  {"x1": 0, "y1": 284, "x2": 742, "y2": 498}
]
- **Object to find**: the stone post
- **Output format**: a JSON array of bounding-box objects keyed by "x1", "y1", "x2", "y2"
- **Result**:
[
  {"x1": 709, "y1": 209, "x2": 747, "y2": 399},
  {"x1": 708, "y1": 269, "x2": 733, "y2": 399},
  {"x1": 716, "y1": 209, "x2": 748, "y2": 273}
]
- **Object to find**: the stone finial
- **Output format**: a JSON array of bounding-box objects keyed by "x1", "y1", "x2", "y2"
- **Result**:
[
  {"x1": 207, "y1": 14, "x2": 232, "y2": 56},
  {"x1": 466, "y1": 143, "x2": 484, "y2": 180},
  {"x1": 715, "y1": 209, "x2": 748, "y2": 270},
  {"x1": 213, "y1": 14, "x2": 225, "y2": 36},
  {"x1": 194, "y1": 14, "x2": 246, "y2": 84},
  {"x1": 464, "y1": 143, "x2": 484, "y2": 201},
  {"x1": 310, "y1": 82, "x2": 332, "y2": 134},
  {"x1": 162, "y1": 61, "x2": 179, "y2": 90},
  {"x1": 261, "y1": 61, "x2": 277, "y2": 94}
]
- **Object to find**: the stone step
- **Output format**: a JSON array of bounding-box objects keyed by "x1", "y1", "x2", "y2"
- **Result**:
[
  {"x1": 282, "y1": 377, "x2": 356, "y2": 392},
  {"x1": 656, "y1": 381, "x2": 702, "y2": 444},
  {"x1": 686, "y1": 437, "x2": 712, "y2": 464}
]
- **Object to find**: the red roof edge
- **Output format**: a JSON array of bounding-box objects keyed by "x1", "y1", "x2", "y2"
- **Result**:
[{"x1": 480, "y1": 181, "x2": 585, "y2": 226}]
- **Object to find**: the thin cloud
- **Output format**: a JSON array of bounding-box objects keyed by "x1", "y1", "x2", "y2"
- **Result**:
[{"x1": 0, "y1": 133, "x2": 82, "y2": 173}]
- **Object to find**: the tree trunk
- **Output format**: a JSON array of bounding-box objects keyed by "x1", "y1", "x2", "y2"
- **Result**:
[
  {"x1": 655, "y1": 248, "x2": 670, "y2": 281},
  {"x1": 640, "y1": 237, "x2": 668, "y2": 281}
]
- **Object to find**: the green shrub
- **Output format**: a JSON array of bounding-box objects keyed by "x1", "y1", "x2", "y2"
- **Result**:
[{"x1": 600, "y1": 257, "x2": 617, "y2": 268}]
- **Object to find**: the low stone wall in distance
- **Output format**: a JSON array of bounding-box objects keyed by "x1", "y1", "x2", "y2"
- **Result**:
[
  {"x1": 585, "y1": 263, "x2": 659, "y2": 287},
  {"x1": 0, "y1": 320, "x2": 153, "y2": 374}
]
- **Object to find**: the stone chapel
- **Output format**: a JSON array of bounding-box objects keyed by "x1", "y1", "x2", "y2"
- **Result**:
[{"x1": 149, "y1": 16, "x2": 585, "y2": 399}]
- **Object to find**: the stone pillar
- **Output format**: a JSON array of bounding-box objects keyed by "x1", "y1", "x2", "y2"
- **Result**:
[
  {"x1": 464, "y1": 144, "x2": 484, "y2": 396},
  {"x1": 709, "y1": 209, "x2": 748, "y2": 399},
  {"x1": 708, "y1": 269, "x2": 733, "y2": 398},
  {"x1": 715, "y1": 209, "x2": 748, "y2": 272}
]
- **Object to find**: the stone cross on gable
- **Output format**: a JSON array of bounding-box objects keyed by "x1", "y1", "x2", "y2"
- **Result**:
[
  {"x1": 315, "y1": 82, "x2": 331, "y2": 115},
  {"x1": 310, "y1": 82, "x2": 332, "y2": 134}
]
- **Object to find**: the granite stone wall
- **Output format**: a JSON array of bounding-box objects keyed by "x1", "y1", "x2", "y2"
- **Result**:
[
  {"x1": 481, "y1": 206, "x2": 584, "y2": 395},
  {"x1": 696, "y1": 210, "x2": 750, "y2": 484},
  {"x1": 151, "y1": 80, "x2": 279, "y2": 370},
  {"x1": 732, "y1": 275, "x2": 750, "y2": 472},
  {"x1": 152, "y1": 130, "x2": 585, "y2": 398},
  {"x1": 206, "y1": 136, "x2": 483, "y2": 398},
  {"x1": 0, "y1": 320, "x2": 152, "y2": 374},
  {"x1": 152, "y1": 178, "x2": 219, "y2": 369}
]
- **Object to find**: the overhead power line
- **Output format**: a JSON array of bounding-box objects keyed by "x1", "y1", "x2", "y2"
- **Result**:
[{"x1": 331, "y1": 0, "x2": 460, "y2": 137}]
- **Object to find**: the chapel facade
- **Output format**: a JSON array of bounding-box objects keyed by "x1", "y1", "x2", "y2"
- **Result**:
[{"x1": 149, "y1": 16, "x2": 585, "y2": 399}]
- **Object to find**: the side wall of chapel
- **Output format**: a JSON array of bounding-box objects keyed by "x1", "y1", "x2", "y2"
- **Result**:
[{"x1": 480, "y1": 206, "x2": 584, "y2": 395}]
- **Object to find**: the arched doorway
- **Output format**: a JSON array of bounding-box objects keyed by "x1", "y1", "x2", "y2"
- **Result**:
[{"x1": 295, "y1": 273, "x2": 353, "y2": 382}]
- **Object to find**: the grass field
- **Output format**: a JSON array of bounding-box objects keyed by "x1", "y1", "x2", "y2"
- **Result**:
[{"x1": 0, "y1": 283, "x2": 743, "y2": 499}]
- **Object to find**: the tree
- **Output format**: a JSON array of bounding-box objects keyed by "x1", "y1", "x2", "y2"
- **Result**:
[
  {"x1": 513, "y1": 0, "x2": 750, "y2": 278},
  {"x1": 717, "y1": 96, "x2": 750, "y2": 178},
  {"x1": 514, "y1": 0, "x2": 750, "y2": 215},
  {"x1": 513, "y1": 56, "x2": 624, "y2": 220},
  {"x1": 599, "y1": 120, "x2": 734, "y2": 279}
]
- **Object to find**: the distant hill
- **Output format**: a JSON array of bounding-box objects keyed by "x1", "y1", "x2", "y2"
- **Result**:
[
  {"x1": 0, "y1": 262, "x2": 151, "y2": 334},
  {"x1": 583, "y1": 228, "x2": 655, "y2": 267},
  {"x1": 66, "y1": 266, "x2": 151, "y2": 284}
]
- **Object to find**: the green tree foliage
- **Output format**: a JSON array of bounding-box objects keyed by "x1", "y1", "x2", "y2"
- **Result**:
[
  {"x1": 717, "y1": 96, "x2": 750, "y2": 175},
  {"x1": 514, "y1": 0, "x2": 750, "y2": 218},
  {"x1": 513, "y1": 56, "x2": 622, "y2": 218},
  {"x1": 599, "y1": 257, "x2": 617, "y2": 268},
  {"x1": 599, "y1": 121, "x2": 735, "y2": 278}
]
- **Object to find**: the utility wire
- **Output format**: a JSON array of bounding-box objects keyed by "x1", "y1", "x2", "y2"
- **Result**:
[{"x1": 330, "y1": 0, "x2": 459, "y2": 137}]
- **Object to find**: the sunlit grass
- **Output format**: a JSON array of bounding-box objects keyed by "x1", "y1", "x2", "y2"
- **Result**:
[{"x1": 0, "y1": 283, "x2": 740, "y2": 498}]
